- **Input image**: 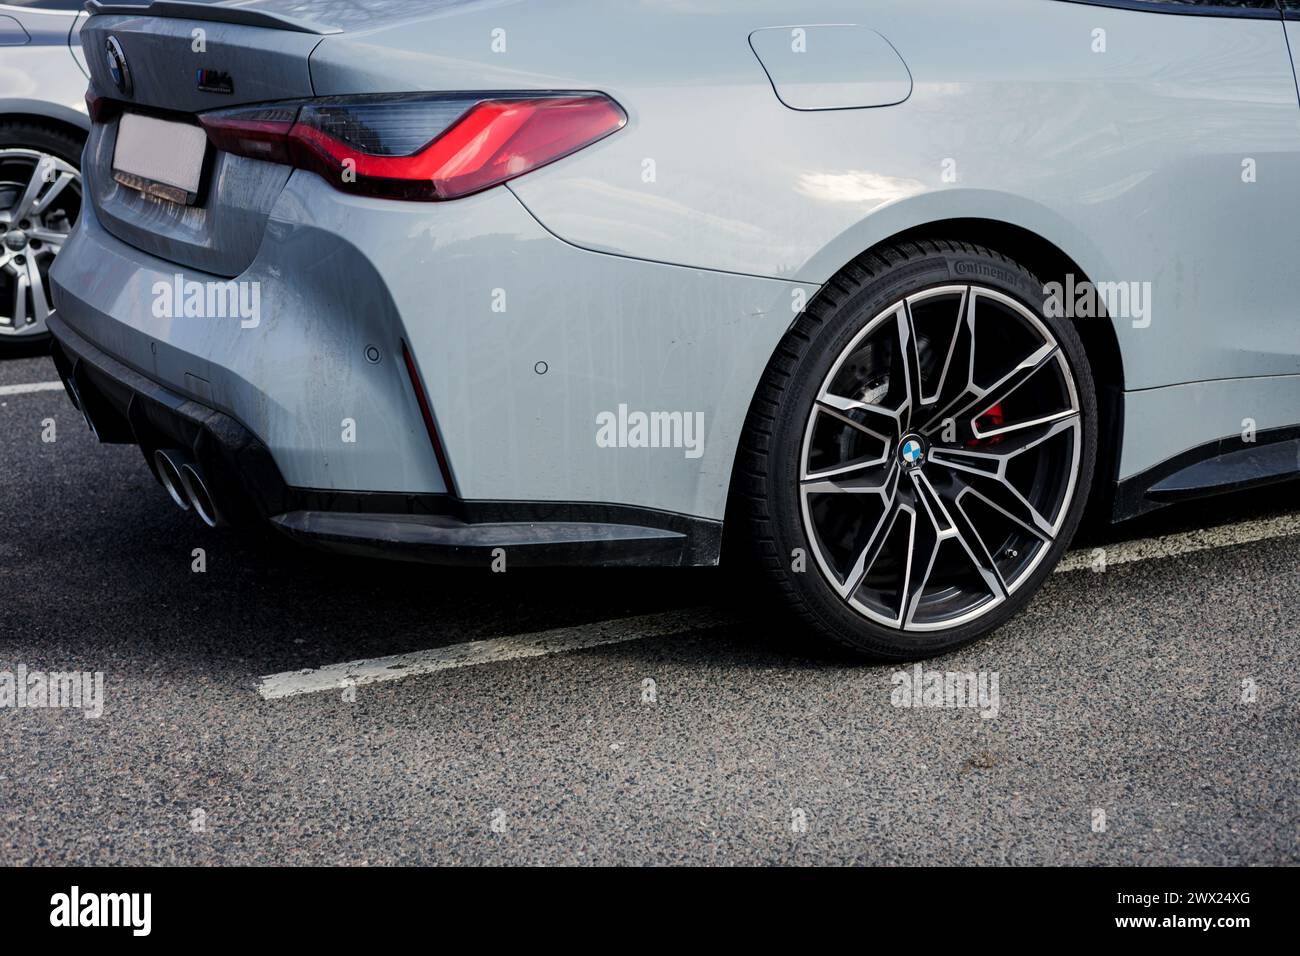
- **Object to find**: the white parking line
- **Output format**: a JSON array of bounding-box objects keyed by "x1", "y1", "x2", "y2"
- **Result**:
[
  {"x1": 0, "y1": 381, "x2": 64, "y2": 397},
  {"x1": 258, "y1": 511, "x2": 1300, "y2": 700},
  {"x1": 257, "y1": 608, "x2": 735, "y2": 700}
]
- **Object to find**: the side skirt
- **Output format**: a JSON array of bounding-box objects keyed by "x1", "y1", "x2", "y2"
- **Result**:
[{"x1": 1112, "y1": 425, "x2": 1300, "y2": 521}]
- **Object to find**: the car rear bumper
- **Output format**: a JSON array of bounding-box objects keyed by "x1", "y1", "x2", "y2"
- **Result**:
[{"x1": 48, "y1": 311, "x2": 720, "y2": 566}]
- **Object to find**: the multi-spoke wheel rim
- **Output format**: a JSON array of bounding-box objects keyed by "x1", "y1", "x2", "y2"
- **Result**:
[
  {"x1": 799, "y1": 284, "x2": 1081, "y2": 633},
  {"x1": 0, "y1": 148, "x2": 81, "y2": 338}
]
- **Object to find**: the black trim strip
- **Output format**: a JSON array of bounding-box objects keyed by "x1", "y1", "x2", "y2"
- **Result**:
[
  {"x1": 1113, "y1": 425, "x2": 1300, "y2": 520},
  {"x1": 85, "y1": 0, "x2": 342, "y2": 35},
  {"x1": 272, "y1": 511, "x2": 703, "y2": 569},
  {"x1": 1053, "y1": 0, "x2": 1282, "y2": 18},
  {"x1": 282, "y1": 486, "x2": 722, "y2": 562}
]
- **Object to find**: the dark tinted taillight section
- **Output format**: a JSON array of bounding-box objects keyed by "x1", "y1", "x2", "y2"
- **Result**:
[
  {"x1": 85, "y1": 93, "x2": 116, "y2": 123},
  {"x1": 297, "y1": 96, "x2": 478, "y2": 156},
  {"x1": 199, "y1": 92, "x2": 626, "y2": 201},
  {"x1": 200, "y1": 104, "x2": 299, "y2": 165}
]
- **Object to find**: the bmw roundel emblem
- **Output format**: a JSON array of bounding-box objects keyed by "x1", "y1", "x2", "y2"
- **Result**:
[
  {"x1": 900, "y1": 435, "x2": 926, "y2": 469},
  {"x1": 105, "y1": 36, "x2": 132, "y2": 96}
]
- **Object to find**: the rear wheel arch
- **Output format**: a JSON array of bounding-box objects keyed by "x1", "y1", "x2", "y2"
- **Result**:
[
  {"x1": 724, "y1": 220, "x2": 1125, "y2": 555},
  {"x1": 887, "y1": 218, "x2": 1125, "y2": 394},
  {"x1": 885, "y1": 219, "x2": 1124, "y2": 525},
  {"x1": 0, "y1": 112, "x2": 89, "y2": 148}
]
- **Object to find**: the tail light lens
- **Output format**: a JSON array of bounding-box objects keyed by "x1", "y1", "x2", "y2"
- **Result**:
[
  {"x1": 199, "y1": 104, "x2": 300, "y2": 165},
  {"x1": 199, "y1": 92, "x2": 626, "y2": 201},
  {"x1": 85, "y1": 93, "x2": 109, "y2": 123}
]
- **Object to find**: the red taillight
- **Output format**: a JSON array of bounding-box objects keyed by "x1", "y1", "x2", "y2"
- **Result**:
[{"x1": 199, "y1": 92, "x2": 626, "y2": 201}]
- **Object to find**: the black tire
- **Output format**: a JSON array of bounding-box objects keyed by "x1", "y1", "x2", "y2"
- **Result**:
[
  {"x1": 0, "y1": 120, "x2": 85, "y2": 354},
  {"x1": 737, "y1": 240, "x2": 1097, "y2": 660}
]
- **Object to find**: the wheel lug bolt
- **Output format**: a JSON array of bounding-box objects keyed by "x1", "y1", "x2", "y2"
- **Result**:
[
  {"x1": 18, "y1": 219, "x2": 30, "y2": 230},
  {"x1": 14, "y1": 254, "x2": 24, "y2": 265}
]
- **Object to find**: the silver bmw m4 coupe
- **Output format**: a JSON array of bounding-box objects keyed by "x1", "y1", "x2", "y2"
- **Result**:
[{"x1": 46, "y1": 0, "x2": 1300, "y2": 658}]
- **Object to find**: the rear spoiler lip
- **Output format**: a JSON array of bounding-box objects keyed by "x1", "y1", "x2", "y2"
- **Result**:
[{"x1": 84, "y1": 1, "x2": 343, "y2": 35}]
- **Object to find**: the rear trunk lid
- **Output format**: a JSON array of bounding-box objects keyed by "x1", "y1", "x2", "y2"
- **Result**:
[
  {"x1": 81, "y1": 0, "x2": 506, "y2": 276},
  {"x1": 80, "y1": 3, "x2": 333, "y2": 276}
]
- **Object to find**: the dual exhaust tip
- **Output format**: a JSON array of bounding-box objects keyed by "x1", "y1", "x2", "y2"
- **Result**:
[
  {"x1": 154, "y1": 449, "x2": 220, "y2": 528},
  {"x1": 64, "y1": 378, "x2": 100, "y2": 442}
]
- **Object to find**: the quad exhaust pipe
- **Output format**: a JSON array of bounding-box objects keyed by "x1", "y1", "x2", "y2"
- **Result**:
[
  {"x1": 153, "y1": 449, "x2": 221, "y2": 527},
  {"x1": 154, "y1": 449, "x2": 190, "y2": 511},
  {"x1": 64, "y1": 378, "x2": 100, "y2": 441},
  {"x1": 179, "y1": 462, "x2": 220, "y2": 528},
  {"x1": 54, "y1": 342, "x2": 233, "y2": 530}
]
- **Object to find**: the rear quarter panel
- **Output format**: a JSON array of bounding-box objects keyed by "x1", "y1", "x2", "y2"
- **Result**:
[{"x1": 309, "y1": 0, "x2": 1300, "y2": 393}]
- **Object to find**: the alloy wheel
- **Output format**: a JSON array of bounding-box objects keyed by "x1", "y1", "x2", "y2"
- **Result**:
[
  {"x1": 0, "y1": 148, "x2": 81, "y2": 338},
  {"x1": 799, "y1": 284, "x2": 1082, "y2": 633}
]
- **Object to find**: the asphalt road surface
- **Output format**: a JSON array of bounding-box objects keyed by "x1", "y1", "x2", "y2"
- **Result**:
[{"x1": 2, "y1": 353, "x2": 1297, "y2": 865}]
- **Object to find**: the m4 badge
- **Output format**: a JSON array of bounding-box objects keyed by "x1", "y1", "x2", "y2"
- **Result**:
[{"x1": 196, "y1": 68, "x2": 233, "y2": 94}]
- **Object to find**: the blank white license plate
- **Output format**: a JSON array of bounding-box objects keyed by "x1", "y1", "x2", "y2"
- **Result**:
[{"x1": 112, "y1": 112, "x2": 208, "y2": 205}]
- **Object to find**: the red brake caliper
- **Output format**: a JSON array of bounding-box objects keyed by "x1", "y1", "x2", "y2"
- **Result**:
[{"x1": 966, "y1": 402, "x2": 1005, "y2": 447}]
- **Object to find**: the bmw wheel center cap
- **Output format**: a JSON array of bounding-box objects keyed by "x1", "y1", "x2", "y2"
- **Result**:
[{"x1": 899, "y1": 433, "x2": 927, "y2": 470}]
